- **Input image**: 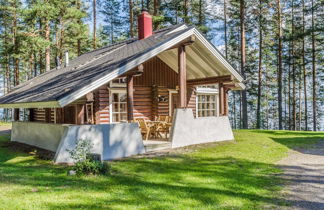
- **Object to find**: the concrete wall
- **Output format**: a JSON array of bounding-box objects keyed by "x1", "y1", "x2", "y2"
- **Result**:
[
  {"x1": 170, "y1": 109, "x2": 234, "y2": 148},
  {"x1": 54, "y1": 123, "x2": 145, "y2": 163},
  {"x1": 11, "y1": 122, "x2": 67, "y2": 152}
]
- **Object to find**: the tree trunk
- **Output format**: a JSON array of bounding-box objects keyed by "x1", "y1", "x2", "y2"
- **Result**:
[
  {"x1": 256, "y1": 0, "x2": 262, "y2": 129},
  {"x1": 291, "y1": 0, "x2": 296, "y2": 130},
  {"x1": 129, "y1": 0, "x2": 134, "y2": 37},
  {"x1": 233, "y1": 92, "x2": 236, "y2": 129},
  {"x1": 93, "y1": 0, "x2": 97, "y2": 49},
  {"x1": 265, "y1": 56, "x2": 269, "y2": 130},
  {"x1": 45, "y1": 19, "x2": 51, "y2": 72},
  {"x1": 183, "y1": 0, "x2": 188, "y2": 23},
  {"x1": 277, "y1": 0, "x2": 283, "y2": 130},
  {"x1": 76, "y1": 0, "x2": 81, "y2": 56},
  {"x1": 288, "y1": 41, "x2": 291, "y2": 130},
  {"x1": 302, "y1": 0, "x2": 308, "y2": 130},
  {"x1": 198, "y1": 0, "x2": 203, "y2": 26},
  {"x1": 12, "y1": 1, "x2": 19, "y2": 86},
  {"x1": 298, "y1": 68, "x2": 302, "y2": 130},
  {"x1": 224, "y1": 0, "x2": 228, "y2": 58},
  {"x1": 311, "y1": 0, "x2": 316, "y2": 131},
  {"x1": 240, "y1": 0, "x2": 248, "y2": 129}
]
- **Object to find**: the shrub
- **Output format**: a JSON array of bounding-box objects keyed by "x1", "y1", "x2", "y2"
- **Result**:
[
  {"x1": 67, "y1": 139, "x2": 110, "y2": 176},
  {"x1": 74, "y1": 158, "x2": 110, "y2": 176}
]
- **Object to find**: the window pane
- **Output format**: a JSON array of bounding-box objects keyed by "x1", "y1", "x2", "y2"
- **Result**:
[
  {"x1": 113, "y1": 114, "x2": 119, "y2": 122},
  {"x1": 113, "y1": 103, "x2": 118, "y2": 112},
  {"x1": 120, "y1": 113, "x2": 127, "y2": 121},
  {"x1": 120, "y1": 93, "x2": 127, "y2": 102},
  {"x1": 113, "y1": 93, "x2": 118, "y2": 102}
]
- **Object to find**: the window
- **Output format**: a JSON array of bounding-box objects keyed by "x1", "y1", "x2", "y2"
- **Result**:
[
  {"x1": 111, "y1": 92, "x2": 127, "y2": 122},
  {"x1": 196, "y1": 84, "x2": 218, "y2": 117}
]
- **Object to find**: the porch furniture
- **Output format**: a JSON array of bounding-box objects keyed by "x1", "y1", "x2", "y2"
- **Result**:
[
  {"x1": 135, "y1": 118, "x2": 155, "y2": 140},
  {"x1": 153, "y1": 116, "x2": 173, "y2": 138}
]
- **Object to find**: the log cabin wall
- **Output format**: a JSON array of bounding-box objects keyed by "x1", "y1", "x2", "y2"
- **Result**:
[
  {"x1": 93, "y1": 85, "x2": 110, "y2": 124},
  {"x1": 187, "y1": 86, "x2": 197, "y2": 117},
  {"x1": 32, "y1": 108, "x2": 55, "y2": 123},
  {"x1": 133, "y1": 57, "x2": 178, "y2": 88},
  {"x1": 133, "y1": 86, "x2": 152, "y2": 120},
  {"x1": 29, "y1": 57, "x2": 198, "y2": 125}
]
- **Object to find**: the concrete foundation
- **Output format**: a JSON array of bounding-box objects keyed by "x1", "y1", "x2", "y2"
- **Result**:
[
  {"x1": 11, "y1": 122, "x2": 67, "y2": 152},
  {"x1": 11, "y1": 122, "x2": 145, "y2": 163},
  {"x1": 170, "y1": 109, "x2": 234, "y2": 148},
  {"x1": 55, "y1": 123, "x2": 145, "y2": 163}
]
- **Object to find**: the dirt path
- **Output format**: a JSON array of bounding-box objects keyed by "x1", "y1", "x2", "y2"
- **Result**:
[{"x1": 279, "y1": 140, "x2": 324, "y2": 209}]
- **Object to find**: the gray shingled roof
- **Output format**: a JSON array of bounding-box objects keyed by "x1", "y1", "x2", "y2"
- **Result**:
[
  {"x1": 0, "y1": 24, "x2": 191, "y2": 105},
  {"x1": 0, "y1": 24, "x2": 244, "y2": 108}
]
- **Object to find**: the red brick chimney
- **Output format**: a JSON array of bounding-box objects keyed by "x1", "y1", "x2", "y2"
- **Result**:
[{"x1": 138, "y1": 9, "x2": 153, "y2": 40}]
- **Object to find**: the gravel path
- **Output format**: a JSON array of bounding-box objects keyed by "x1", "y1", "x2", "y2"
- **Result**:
[
  {"x1": 0, "y1": 125, "x2": 11, "y2": 135},
  {"x1": 279, "y1": 140, "x2": 324, "y2": 209}
]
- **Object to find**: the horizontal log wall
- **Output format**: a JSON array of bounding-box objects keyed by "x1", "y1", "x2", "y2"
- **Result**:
[
  {"x1": 94, "y1": 85, "x2": 109, "y2": 124},
  {"x1": 187, "y1": 86, "x2": 197, "y2": 117},
  {"x1": 32, "y1": 108, "x2": 55, "y2": 123},
  {"x1": 152, "y1": 86, "x2": 170, "y2": 118},
  {"x1": 133, "y1": 86, "x2": 152, "y2": 120},
  {"x1": 134, "y1": 57, "x2": 178, "y2": 88}
]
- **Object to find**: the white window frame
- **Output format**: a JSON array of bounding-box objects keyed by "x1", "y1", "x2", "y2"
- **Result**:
[
  {"x1": 196, "y1": 84, "x2": 219, "y2": 118},
  {"x1": 109, "y1": 89, "x2": 127, "y2": 123}
]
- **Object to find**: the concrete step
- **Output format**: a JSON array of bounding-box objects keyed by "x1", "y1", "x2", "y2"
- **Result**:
[{"x1": 143, "y1": 140, "x2": 172, "y2": 152}]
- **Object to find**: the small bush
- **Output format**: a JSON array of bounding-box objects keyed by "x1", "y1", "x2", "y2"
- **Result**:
[
  {"x1": 67, "y1": 139, "x2": 110, "y2": 176},
  {"x1": 74, "y1": 159, "x2": 110, "y2": 176}
]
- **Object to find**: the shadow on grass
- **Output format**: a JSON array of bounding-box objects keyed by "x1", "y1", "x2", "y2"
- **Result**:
[
  {"x1": 0, "y1": 149, "x2": 311, "y2": 209},
  {"x1": 1, "y1": 131, "x2": 324, "y2": 208}
]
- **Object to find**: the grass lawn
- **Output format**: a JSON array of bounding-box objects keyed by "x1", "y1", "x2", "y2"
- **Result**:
[
  {"x1": 0, "y1": 121, "x2": 11, "y2": 126},
  {"x1": 0, "y1": 129, "x2": 323, "y2": 209}
]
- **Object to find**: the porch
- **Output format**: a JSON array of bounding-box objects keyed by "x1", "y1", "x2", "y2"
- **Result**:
[{"x1": 10, "y1": 109, "x2": 234, "y2": 163}]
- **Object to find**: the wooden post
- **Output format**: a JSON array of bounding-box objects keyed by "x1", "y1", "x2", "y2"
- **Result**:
[
  {"x1": 44, "y1": 108, "x2": 51, "y2": 123},
  {"x1": 127, "y1": 75, "x2": 134, "y2": 121},
  {"x1": 224, "y1": 88, "x2": 229, "y2": 116},
  {"x1": 219, "y1": 83, "x2": 224, "y2": 116},
  {"x1": 13, "y1": 108, "x2": 19, "y2": 121},
  {"x1": 76, "y1": 105, "x2": 85, "y2": 125},
  {"x1": 178, "y1": 45, "x2": 187, "y2": 108}
]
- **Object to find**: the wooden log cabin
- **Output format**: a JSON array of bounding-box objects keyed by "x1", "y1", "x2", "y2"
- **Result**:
[
  {"x1": 27, "y1": 56, "x2": 236, "y2": 125},
  {"x1": 0, "y1": 10, "x2": 245, "y2": 158}
]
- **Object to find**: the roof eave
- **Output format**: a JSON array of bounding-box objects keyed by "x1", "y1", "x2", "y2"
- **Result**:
[{"x1": 0, "y1": 101, "x2": 60, "y2": 109}]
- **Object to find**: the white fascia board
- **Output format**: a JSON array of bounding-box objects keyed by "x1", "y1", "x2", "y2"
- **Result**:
[
  {"x1": 166, "y1": 24, "x2": 188, "y2": 35},
  {"x1": 238, "y1": 82, "x2": 246, "y2": 90},
  {"x1": 0, "y1": 101, "x2": 60, "y2": 109},
  {"x1": 193, "y1": 28, "x2": 245, "y2": 84},
  {"x1": 58, "y1": 28, "x2": 196, "y2": 107}
]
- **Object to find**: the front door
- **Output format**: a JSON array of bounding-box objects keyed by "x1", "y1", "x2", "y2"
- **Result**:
[{"x1": 169, "y1": 90, "x2": 178, "y2": 116}]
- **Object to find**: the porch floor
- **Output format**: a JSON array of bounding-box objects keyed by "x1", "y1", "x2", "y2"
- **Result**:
[{"x1": 143, "y1": 139, "x2": 171, "y2": 152}]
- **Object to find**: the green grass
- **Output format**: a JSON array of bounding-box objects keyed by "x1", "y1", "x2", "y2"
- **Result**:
[
  {"x1": 0, "y1": 121, "x2": 11, "y2": 126},
  {"x1": 0, "y1": 130, "x2": 323, "y2": 209}
]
